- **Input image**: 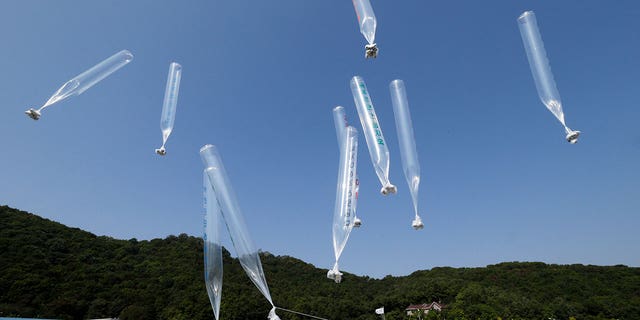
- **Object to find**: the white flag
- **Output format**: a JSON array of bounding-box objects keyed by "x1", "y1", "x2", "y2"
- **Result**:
[{"x1": 375, "y1": 307, "x2": 384, "y2": 315}]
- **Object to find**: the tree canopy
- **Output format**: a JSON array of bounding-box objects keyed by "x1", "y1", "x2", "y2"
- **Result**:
[{"x1": 1, "y1": 205, "x2": 638, "y2": 320}]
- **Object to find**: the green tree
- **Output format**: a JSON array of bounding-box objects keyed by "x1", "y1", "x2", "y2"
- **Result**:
[{"x1": 2, "y1": 205, "x2": 640, "y2": 320}]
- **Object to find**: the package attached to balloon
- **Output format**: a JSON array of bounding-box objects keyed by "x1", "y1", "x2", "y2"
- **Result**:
[
  {"x1": 518, "y1": 11, "x2": 580, "y2": 144},
  {"x1": 156, "y1": 62, "x2": 183, "y2": 155},
  {"x1": 328, "y1": 126, "x2": 359, "y2": 283},
  {"x1": 390, "y1": 80, "x2": 424, "y2": 230},
  {"x1": 200, "y1": 145, "x2": 281, "y2": 320},
  {"x1": 350, "y1": 76, "x2": 396, "y2": 196},
  {"x1": 352, "y1": 0, "x2": 378, "y2": 58},
  {"x1": 25, "y1": 50, "x2": 133, "y2": 120}
]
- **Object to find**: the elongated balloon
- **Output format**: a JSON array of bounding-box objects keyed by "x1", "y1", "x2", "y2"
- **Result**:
[
  {"x1": 332, "y1": 106, "x2": 348, "y2": 150},
  {"x1": 518, "y1": 11, "x2": 580, "y2": 143},
  {"x1": 25, "y1": 50, "x2": 134, "y2": 120},
  {"x1": 352, "y1": 0, "x2": 378, "y2": 58},
  {"x1": 200, "y1": 145, "x2": 280, "y2": 320},
  {"x1": 327, "y1": 126, "x2": 359, "y2": 283},
  {"x1": 156, "y1": 62, "x2": 183, "y2": 155},
  {"x1": 390, "y1": 80, "x2": 424, "y2": 230},
  {"x1": 350, "y1": 76, "x2": 396, "y2": 196},
  {"x1": 203, "y1": 171, "x2": 223, "y2": 320},
  {"x1": 332, "y1": 106, "x2": 361, "y2": 227}
]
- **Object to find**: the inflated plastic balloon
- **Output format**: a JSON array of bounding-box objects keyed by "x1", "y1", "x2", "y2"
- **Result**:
[
  {"x1": 390, "y1": 80, "x2": 424, "y2": 230},
  {"x1": 327, "y1": 126, "x2": 359, "y2": 283},
  {"x1": 333, "y1": 106, "x2": 361, "y2": 228},
  {"x1": 332, "y1": 106, "x2": 349, "y2": 150},
  {"x1": 156, "y1": 62, "x2": 183, "y2": 156},
  {"x1": 200, "y1": 145, "x2": 280, "y2": 320},
  {"x1": 518, "y1": 11, "x2": 580, "y2": 143},
  {"x1": 203, "y1": 171, "x2": 223, "y2": 320},
  {"x1": 25, "y1": 50, "x2": 133, "y2": 120},
  {"x1": 352, "y1": 0, "x2": 378, "y2": 58},
  {"x1": 350, "y1": 76, "x2": 396, "y2": 196}
]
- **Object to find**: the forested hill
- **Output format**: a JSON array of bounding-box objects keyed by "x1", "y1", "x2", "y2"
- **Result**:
[{"x1": 1, "y1": 205, "x2": 639, "y2": 320}]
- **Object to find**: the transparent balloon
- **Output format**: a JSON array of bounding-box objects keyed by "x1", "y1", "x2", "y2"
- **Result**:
[
  {"x1": 156, "y1": 62, "x2": 183, "y2": 155},
  {"x1": 350, "y1": 76, "x2": 396, "y2": 195},
  {"x1": 25, "y1": 50, "x2": 133, "y2": 120},
  {"x1": 332, "y1": 106, "x2": 349, "y2": 150},
  {"x1": 203, "y1": 171, "x2": 223, "y2": 320},
  {"x1": 328, "y1": 126, "x2": 359, "y2": 283},
  {"x1": 200, "y1": 145, "x2": 280, "y2": 320},
  {"x1": 390, "y1": 80, "x2": 424, "y2": 230},
  {"x1": 333, "y1": 106, "x2": 361, "y2": 227},
  {"x1": 518, "y1": 11, "x2": 580, "y2": 143},
  {"x1": 352, "y1": 0, "x2": 378, "y2": 58}
]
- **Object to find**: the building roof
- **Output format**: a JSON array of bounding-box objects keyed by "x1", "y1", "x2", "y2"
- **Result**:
[{"x1": 406, "y1": 302, "x2": 444, "y2": 311}]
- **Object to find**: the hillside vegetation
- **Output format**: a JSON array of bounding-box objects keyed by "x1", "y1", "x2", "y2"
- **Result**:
[{"x1": 1, "y1": 205, "x2": 638, "y2": 320}]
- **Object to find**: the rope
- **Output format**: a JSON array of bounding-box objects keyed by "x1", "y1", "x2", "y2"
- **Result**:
[{"x1": 276, "y1": 306, "x2": 330, "y2": 320}]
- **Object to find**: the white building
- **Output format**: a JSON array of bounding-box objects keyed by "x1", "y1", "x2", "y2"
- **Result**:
[{"x1": 405, "y1": 302, "x2": 444, "y2": 316}]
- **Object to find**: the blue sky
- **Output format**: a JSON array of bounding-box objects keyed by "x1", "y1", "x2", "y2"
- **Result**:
[{"x1": 1, "y1": 0, "x2": 638, "y2": 278}]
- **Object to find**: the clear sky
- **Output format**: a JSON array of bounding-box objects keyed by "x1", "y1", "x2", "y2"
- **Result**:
[{"x1": 1, "y1": 0, "x2": 638, "y2": 278}]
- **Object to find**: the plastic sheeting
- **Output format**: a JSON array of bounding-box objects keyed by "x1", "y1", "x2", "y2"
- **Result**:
[
  {"x1": 200, "y1": 144, "x2": 280, "y2": 320},
  {"x1": 350, "y1": 76, "x2": 396, "y2": 195},
  {"x1": 328, "y1": 126, "x2": 359, "y2": 283},
  {"x1": 203, "y1": 171, "x2": 223, "y2": 320},
  {"x1": 25, "y1": 50, "x2": 133, "y2": 120},
  {"x1": 390, "y1": 80, "x2": 424, "y2": 230},
  {"x1": 156, "y1": 62, "x2": 182, "y2": 155},
  {"x1": 352, "y1": 0, "x2": 376, "y2": 44},
  {"x1": 518, "y1": 11, "x2": 580, "y2": 143}
]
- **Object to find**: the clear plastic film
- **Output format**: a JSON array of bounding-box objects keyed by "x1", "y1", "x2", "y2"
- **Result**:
[
  {"x1": 200, "y1": 145, "x2": 280, "y2": 320},
  {"x1": 25, "y1": 50, "x2": 133, "y2": 120},
  {"x1": 156, "y1": 62, "x2": 183, "y2": 155},
  {"x1": 518, "y1": 11, "x2": 580, "y2": 143},
  {"x1": 390, "y1": 80, "x2": 424, "y2": 230},
  {"x1": 350, "y1": 76, "x2": 396, "y2": 195},
  {"x1": 203, "y1": 171, "x2": 223, "y2": 320},
  {"x1": 328, "y1": 126, "x2": 358, "y2": 283},
  {"x1": 332, "y1": 106, "x2": 361, "y2": 227},
  {"x1": 352, "y1": 0, "x2": 378, "y2": 58}
]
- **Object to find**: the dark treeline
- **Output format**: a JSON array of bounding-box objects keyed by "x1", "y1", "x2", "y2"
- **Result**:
[{"x1": 1, "y1": 205, "x2": 639, "y2": 320}]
